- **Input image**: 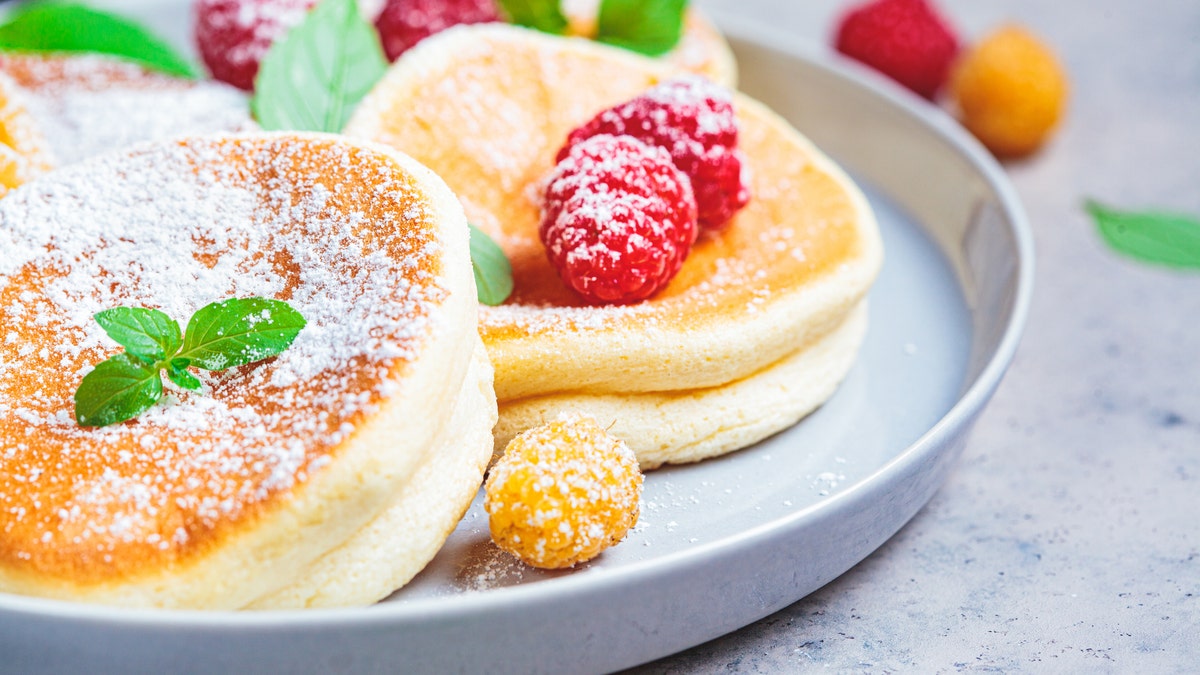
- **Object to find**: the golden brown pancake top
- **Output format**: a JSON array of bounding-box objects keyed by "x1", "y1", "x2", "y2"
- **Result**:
[
  {"x1": 0, "y1": 53, "x2": 254, "y2": 167},
  {"x1": 0, "y1": 135, "x2": 447, "y2": 585}
]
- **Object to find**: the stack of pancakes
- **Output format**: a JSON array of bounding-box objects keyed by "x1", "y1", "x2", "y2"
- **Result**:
[
  {"x1": 346, "y1": 25, "x2": 883, "y2": 468},
  {"x1": 0, "y1": 133, "x2": 494, "y2": 609}
]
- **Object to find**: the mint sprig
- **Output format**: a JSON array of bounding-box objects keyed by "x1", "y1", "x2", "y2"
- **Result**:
[
  {"x1": 0, "y1": 1, "x2": 198, "y2": 78},
  {"x1": 496, "y1": 0, "x2": 569, "y2": 34},
  {"x1": 75, "y1": 298, "x2": 306, "y2": 427},
  {"x1": 596, "y1": 0, "x2": 688, "y2": 56},
  {"x1": 470, "y1": 224, "x2": 514, "y2": 306},
  {"x1": 252, "y1": 0, "x2": 387, "y2": 133},
  {"x1": 1085, "y1": 199, "x2": 1200, "y2": 270}
]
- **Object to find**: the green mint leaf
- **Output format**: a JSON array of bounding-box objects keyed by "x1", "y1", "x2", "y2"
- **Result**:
[
  {"x1": 74, "y1": 353, "x2": 164, "y2": 427},
  {"x1": 1086, "y1": 199, "x2": 1200, "y2": 270},
  {"x1": 0, "y1": 1, "x2": 198, "y2": 78},
  {"x1": 497, "y1": 0, "x2": 568, "y2": 34},
  {"x1": 596, "y1": 0, "x2": 687, "y2": 56},
  {"x1": 252, "y1": 0, "x2": 387, "y2": 133},
  {"x1": 166, "y1": 361, "x2": 202, "y2": 391},
  {"x1": 93, "y1": 307, "x2": 182, "y2": 362},
  {"x1": 74, "y1": 298, "x2": 305, "y2": 427},
  {"x1": 180, "y1": 297, "x2": 307, "y2": 370},
  {"x1": 470, "y1": 224, "x2": 514, "y2": 306}
]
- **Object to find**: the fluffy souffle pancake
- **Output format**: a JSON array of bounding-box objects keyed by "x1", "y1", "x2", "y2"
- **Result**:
[
  {"x1": 345, "y1": 24, "x2": 882, "y2": 468},
  {"x1": 0, "y1": 132, "x2": 495, "y2": 609},
  {"x1": 0, "y1": 52, "x2": 253, "y2": 166},
  {"x1": 560, "y1": 0, "x2": 737, "y2": 87}
]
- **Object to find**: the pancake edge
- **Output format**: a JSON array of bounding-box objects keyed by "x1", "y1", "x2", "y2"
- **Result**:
[
  {"x1": 249, "y1": 337, "x2": 496, "y2": 609},
  {"x1": 494, "y1": 301, "x2": 869, "y2": 469}
]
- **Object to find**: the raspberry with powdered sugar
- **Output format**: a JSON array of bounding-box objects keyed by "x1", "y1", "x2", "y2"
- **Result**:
[
  {"x1": 540, "y1": 134, "x2": 698, "y2": 305},
  {"x1": 375, "y1": 0, "x2": 501, "y2": 61},
  {"x1": 557, "y1": 76, "x2": 751, "y2": 231},
  {"x1": 194, "y1": 0, "x2": 317, "y2": 90}
]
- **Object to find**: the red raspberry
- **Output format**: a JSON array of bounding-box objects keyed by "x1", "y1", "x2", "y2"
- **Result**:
[
  {"x1": 194, "y1": 0, "x2": 316, "y2": 90},
  {"x1": 375, "y1": 0, "x2": 501, "y2": 61},
  {"x1": 834, "y1": 0, "x2": 960, "y2": 100},
  {"x1": 558, "y1": 76, "x2": 749, "y2": 232},
  {"x1": 541, "y1": 135, "x2": 698, "y2": 305}
]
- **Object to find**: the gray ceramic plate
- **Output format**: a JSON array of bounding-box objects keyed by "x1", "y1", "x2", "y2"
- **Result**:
[{"x1": 0, "y1": 12, "x2": 1033, "y2": 675}]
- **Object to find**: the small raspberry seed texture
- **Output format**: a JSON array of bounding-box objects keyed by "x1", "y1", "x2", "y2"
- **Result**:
[
  {"x1": 541, "y1": 134, "x2": 698, "y2": 305},
  {"x1": 557, "y1": 76, "x2": 750, "y2": 231},
  {"x1": 375, "y1": 0, "x2": 501, "y2": 61},
  {"x1": 194, "y1": 0, "x2": 317, "y2": 90},
  {"x1": 834, "y1": 0, "x2": 960, "y2": 100}
]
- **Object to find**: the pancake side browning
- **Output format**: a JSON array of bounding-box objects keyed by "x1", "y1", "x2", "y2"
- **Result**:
[
  {"x1": 251, "y1": 337, "x2": 495, "y2": 609},
  {"x1": 496, "y1": 303, "x2": 868, "y2": 468},
  {"x1": 0, "y1": 133, "x2": 479, "y2": 608}
]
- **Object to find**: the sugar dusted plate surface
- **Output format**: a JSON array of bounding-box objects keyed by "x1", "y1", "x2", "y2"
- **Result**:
[{"x1": 0, "y1": 7, "x2": 1031, "y2": 674}]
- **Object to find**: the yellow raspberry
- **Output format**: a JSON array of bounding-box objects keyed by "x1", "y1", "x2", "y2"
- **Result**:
[
  {"x1": 484, "y1": 413, "x2": 643, "y2": 569},
  {"x1": 950, "y1": 24, "x2": 1068, "y2": 157}
]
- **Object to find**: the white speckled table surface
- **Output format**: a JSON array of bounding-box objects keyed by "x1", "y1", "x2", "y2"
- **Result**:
[{"x1": 631, "y1": 0, "x2": 1200, "y2": 671}]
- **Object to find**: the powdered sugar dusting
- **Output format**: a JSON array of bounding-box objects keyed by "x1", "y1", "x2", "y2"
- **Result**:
[
  {"x1": 0, "y1": 53, "x2": 255, "y2": 166},
  {"x1": 0, "y1": 71, "x2": 54, "y2": 196},
  {"x1": 638, "y1": 75, "x2": 734, "y2": 133},
  {"x1": 0, "y1": 135, "x2": 447, "y2": 578}
]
